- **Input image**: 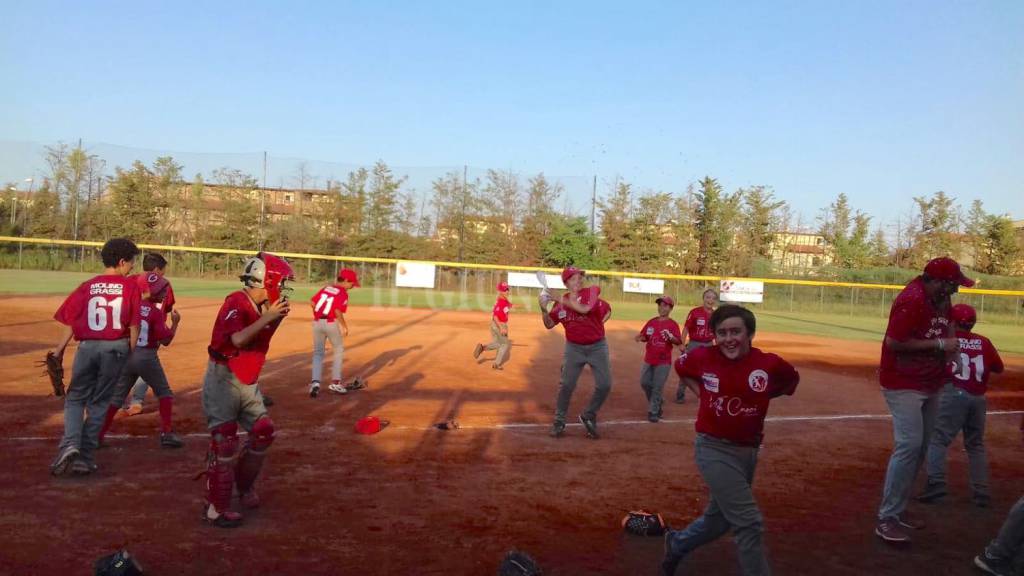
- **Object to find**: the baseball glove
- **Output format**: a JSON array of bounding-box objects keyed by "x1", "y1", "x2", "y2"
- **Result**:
[
  {"x1": 39, "y1": 352, "x2": 66, "y2": 397},
  {"x1": 497, "y1": 550, "x2": 542, "y2": 576},
  {"x1": 94, "y1": 549, "x2": 144, "y2": 575},
  {"x1": 621, "y1": 510, "x2": 668, "y2": 536}
]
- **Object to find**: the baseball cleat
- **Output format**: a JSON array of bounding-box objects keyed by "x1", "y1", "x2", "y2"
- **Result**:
[
  {"x1": 549, "y1": 422, "x2": 565, "y2": 438},
  {"x1": 648, "y1": 412, "x2": 660, "y2": 423},
  {"x1": 160, "y1": 432, "x2": 184, "y2": 449},
  {"x1": 473, "y1": 343, "x2": 484, "y2": 359},
  {"x1": 875, "y1": 517, "x2": 910, "y2": 543},
  {"x1": 974, "y1": 552, "x2": 1013, "y2": 576},
  {"x1": 50, "y1": 446, "x2": 80, "y2": 476},
  {"x1": 579, "y1": 414, "x2": 599, "y2": 439},
  {"x1": 310, "y1": 381, "x2": 321, "y2": 398},
  {"x1": 203, "y1": 504, "x2": 243, "y2": 528},
  {"x1": 329, "y1": 382, "x2": 348, "y2": 395}
]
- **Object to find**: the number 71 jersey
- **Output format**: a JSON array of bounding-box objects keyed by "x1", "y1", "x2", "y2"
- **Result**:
[
  {"x1": 950, "y1": 330, "x2": 1004, "y2": 396},
  {"x1": 54, "y1": 274, "x2": 142, "y2": 341}
]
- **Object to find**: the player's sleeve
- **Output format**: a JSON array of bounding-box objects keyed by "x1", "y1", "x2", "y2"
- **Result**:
[
  {"x1": 163, "y1": 284, "x2": 176, "y2": 313},
  {"x1": 548, "y1": 302, "x2": 562, "y2": 323},
  {"x1": 53, "y1": 284, "x2": 85, "y2": 326},
  {"x1": 885, "y1": 300, "x2": 923, "y2": 341},
  {"x1": 218, "y1": 297, "x2": 248, "y2": 342},
  {"x1": 669, "y1": 320, "x2": 682, "y2": 340},
  {"x1": 984, "y1": 338, "x2": 1004, "y2": 375},
  {"x1": 675, "y1": 348, "x2": 702, "y2": 379},
  {"x1": 599, "y1": 299, "x2": 612, "y2": 321},
  {"x1": 639, "y1": 318, "x2": 653, "y2": 336},
  {"x1": 769, "y1": 354, "x2": 800, "y2": 398}
]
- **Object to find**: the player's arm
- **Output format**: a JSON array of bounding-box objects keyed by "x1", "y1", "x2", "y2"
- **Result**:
[
  {"x1": 561, "y1": 291, "x2": 596, "y2": 314},
  {"x1": 682, "y1": 376, "x2": 701, "y2": 398},
  {"x1": 335, "y1": 308, "x2": 349, "y2": 336},
  {"x1": 52, "y1": 325, "x2": 74, "y2": 362},
  {"x1": 497, "y1": 321, "x2": 509, "y2": 336},
  {"x1": 661, "y1": 325, "x2": 682, "y2": 346},
  {"x1": 159, "y1": 310, "x2": 181, "y2": 346},
  {"x1": 770, "y1": 357, "x2": 800, "y2": 398},
  {"x1": 987, "y1": 340, "x2": 1004, "y2": 375},
  {"x1": 539, "y1": 296, "x2": 557, "y2": 330},
  {"x1": 230, "y1": 300, "x2": 290, "y2": 348},
  {"x1": 636, "y1": 320, "x2": 649, "y2": 342}
]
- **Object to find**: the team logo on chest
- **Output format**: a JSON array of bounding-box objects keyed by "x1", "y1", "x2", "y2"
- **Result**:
[
  {"x1": 702, "y1": 372, "x2": 720, "y2": 393},
  {"x1": 748, "y1": 369, "x2": 769, "y2": 392},
  {"x1": 558, "y1": 309, "x2": 567, "y2": 320}
]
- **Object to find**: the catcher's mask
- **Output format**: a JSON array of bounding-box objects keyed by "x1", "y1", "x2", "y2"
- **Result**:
[{"x1": 240, "y1": 252, "x2": 295, "y2": 304}]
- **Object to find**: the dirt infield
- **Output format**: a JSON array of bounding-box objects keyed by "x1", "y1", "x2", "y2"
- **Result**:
[{"x1": 0, "y1": 294, "x2": 1021, "y2": 575}]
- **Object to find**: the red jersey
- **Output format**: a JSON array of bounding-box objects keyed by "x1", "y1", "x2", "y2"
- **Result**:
[
  {"x1": 208, "y1": 290, "x2": 282, "y2": 385},
  {"x1": 676, "y1": 345, "x2": 799, "y2": 446},
  {"x1": 684, "y1": 306, "x2": 714, "y2": 343},
  {"x1": 950, "y1": 329, "x2": 1003, "y2": 396},
  {"x1": 880, "y1": 277, "x2": 952, "y2": 392},
  {"x1": 640, "y1": 316, "x2": 681, "y2": 365},
  {"x1": 493, "y1": 296, "x2": 511, "y2": 323},
  {"x1": 311, "y1": 285, "x2": 348, "y2": 322},
  {"x1": 136, "y1": 301, "x2": 172, "y2": 349},
  {"x1": 549, "y1": 287, "x2": 611, "y2": 345},
  {"x1": 54, "y1": 274, "x2": 141, "y2": 341},
  {"x1": 133, "y1": 273, "x2": 176, "y2": 312}
]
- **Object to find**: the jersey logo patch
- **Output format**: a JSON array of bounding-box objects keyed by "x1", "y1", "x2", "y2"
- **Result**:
[
  {"x1": 748, "y1": 369, "x2": 769, "y2": 392},
  {"x1": 558, "y1": 309, "x2": 567, "y2": 320},
  {"x1": 702, "y1": 372, "x2": 719, "y2": 393},
  {"x1": 224, "y1": 309, "x2": 238, "y2": 320}
]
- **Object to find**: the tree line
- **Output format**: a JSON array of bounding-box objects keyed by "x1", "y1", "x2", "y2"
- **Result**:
[{"x1": 1, "y1": 142, "x2": 1020, "y2": 277}]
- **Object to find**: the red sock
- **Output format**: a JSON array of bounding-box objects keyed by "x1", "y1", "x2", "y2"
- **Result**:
[
  {"x1": 158, "y1": 397, "x2": 174, "y2": 433},
  {"x1": 99, "y1": 405, "x2": 119, "y2": 441}
]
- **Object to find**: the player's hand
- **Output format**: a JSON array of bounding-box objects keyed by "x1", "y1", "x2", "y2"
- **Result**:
[
  {"x1": 264, "y1": 299, "x2": 290, "y2": 320},
  {"x1": 342, "y1": 325, "x2": 349, "y2": 337},
  {"x1": 170, "y1": 310, "x2": 181, "y2": 324},
  {"x1": 938, "y1": 337, "x2": 960, "y2": 352},
  {"x1": 50, "y1": 348, "x2": 65, "y2": 364},
  {"x1": 538, "y1": 290, "x2": 550, "y2": 307},
  {"x1": 500, "y1": 327, "x2": 508, "y2": 337},
  {"x1": 634, "y1": 334, "x2": 644, "y2": 342}
]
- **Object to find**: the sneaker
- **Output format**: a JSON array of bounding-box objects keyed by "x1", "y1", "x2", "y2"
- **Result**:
[
  {"x1": 261, "y1": 394, "x2": 274, "y2": 407},
  {"x1": 160, "y1": 432, "x2": 184, "y2": 449},
  {"x1": 648, "y1": 413, "x2": 660, "y2": 423},
  {"x1": 473, "y1": 343, "x2": 484, "y2": 359},
  {"x1": 897, "y1": 510, "x2": 925, "y2": 530},
  {"x1": 973, "y1": 494, "x2": 992, "y2": 509},
  {"x1": 50, "y1": 446, "x2": 80, "y2": 476},
  {"x1": 70, "y1": 458, "x2": 94, "y2": 476},
  {"x1": 492, "y1": 363, "x2": 503, "y2": 370},
  {"x1": 875, "y1": 517, "x2": 911, "y2": 543},
  {"x1": 917, "y1": 482, "x2": 947, "y2": 503},
  {"x1": 329, "y1": 382, "x2": 348, "y2": 395},
  {"x1": 240, "y1": 489, "x2": 260, "y2": 509},
  {"x1": 661, "y1": 530, "x2": 682, "y2": 575},
  {"x1": 310, "y1": 381, "x2": 321, "y2": 398},
  {"x1": 126, "y1": 404, "x2": 143, "y2": 416},
  {"x1": 202, "y1": 503, "x2": 243, "y2": 528},
  {"x1": 549, "y1": 422, "x2": 565, "y2": 438},
  {"x1": 579, "y1": 414, "x2": 599, "y2": 439},
  {"x1": 974, "y1": 552, "x2": 1013, "y2": 576}
]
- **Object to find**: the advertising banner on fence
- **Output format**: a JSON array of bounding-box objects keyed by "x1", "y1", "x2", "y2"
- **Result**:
[
  {"x1": 506, "y1": 272, "x2": 566, "y2": 290},
  {"x1": 623, "y1": 277, "x2": 665, "y2": 295},
  {"x1": 720, "y1": 280, "x2": 765, "y2": 303},
  {"x1": 395, "y1": 261, "x2": 436, "y2": 288}
]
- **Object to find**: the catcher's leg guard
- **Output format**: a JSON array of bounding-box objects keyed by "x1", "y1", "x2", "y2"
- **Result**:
[
  {"x1": 236, "y1": 416, "x2": 274, "y2": 508},
  {"x1": 205, "y1": 422, "x2": 242, "y2": 527}
]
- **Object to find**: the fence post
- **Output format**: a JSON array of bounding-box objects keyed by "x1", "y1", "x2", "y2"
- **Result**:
[
  {"x1": 307, "y1": 258, "x2": 312, "y2": 282},
  {"x1": 18, "y1": 241, "x2": 23, "y2": 269},
  {"x1": 789, "y1": 284, "x2": 794, "y2": 312},
  {"x1": 819, "y1": 286, "x2": 824, "y2": 313},
  {"x1": 850, "y1": 287, "x2": 855, "y2": 316},
  {"x1": 980, "y1": 294, "x2": 985, "y2": 318}
]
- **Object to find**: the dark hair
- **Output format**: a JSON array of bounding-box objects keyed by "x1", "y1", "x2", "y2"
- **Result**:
[
  {"x1": 710, "y1": 304, "x2": 756, "y2": 337},
  {"x1": 143, "y1": 252, "x2": 168, "y2": 271},
  {"x1": 100, "y1": 238, "x2": 139, "y2": 268}
]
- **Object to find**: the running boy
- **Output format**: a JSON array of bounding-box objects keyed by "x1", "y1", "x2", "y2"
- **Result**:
[
  {"x1": 309, "y1": 268, "x2": 359, "y2": 397},
  {"x1": 474, "y1": 281, "x2": 512, "y2": 370},
  {"x1": 676, "y1": 288, "x2": 718, "y2": 403},
  {"x1": 635, "y1": 296, "x2": 681, "y2": 422},
  {"x1": 125, "y1": 252, "x2": 176, "y2": 415}
]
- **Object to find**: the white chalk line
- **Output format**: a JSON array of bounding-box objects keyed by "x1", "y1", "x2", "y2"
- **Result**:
[{"x1": 2, "y1": 410, "x2": 1021, "y2": 441}]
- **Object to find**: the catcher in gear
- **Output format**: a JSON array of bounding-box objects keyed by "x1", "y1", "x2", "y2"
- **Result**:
[{"x1": 200, "y1": 252, "x2": 293, "y2": 527}]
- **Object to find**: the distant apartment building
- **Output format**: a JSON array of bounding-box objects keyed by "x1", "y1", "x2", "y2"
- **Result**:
[{"x1": 769, "y1": 231, "x2": 832, "y2": 273}]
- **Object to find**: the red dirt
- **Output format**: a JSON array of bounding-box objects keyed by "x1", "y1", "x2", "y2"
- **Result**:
[{"x1": 0, "y1": 294, "x2": 1022, "y2": 574}]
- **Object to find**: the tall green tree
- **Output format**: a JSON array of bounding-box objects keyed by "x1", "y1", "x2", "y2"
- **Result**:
[
  {"x1": 541, "y1": 216, "x2": 605, "y2": 268},
  {"x1": 105, "y1": 161, "x2": 159, "y2": 242},
  {"x1": 693, "y1": 176, "x2": 740, "y2": 274},
  {"x1": 911, "y1": 190, "x2": 959, "y2": 264},
  {"x1": 598, "y1": 180, "x2": 635, "y2": 269},
  {"x1": 738, "y1": 186, "x2": 786, "y2": 274},
  {"x1": 516, "y1": 173, "x2": 562, "y2": 265}
]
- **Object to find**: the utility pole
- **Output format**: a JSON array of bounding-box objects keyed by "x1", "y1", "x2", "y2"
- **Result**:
[
  {"x1": 259, "y1": 151, "x2": 267, "y2": 251},
  {"x1": 458, "y1": 164, "x2": 467, "y2": 262},
  {"x1": 590, "y1": 174, "x2": 597, "y2": 233},
  {"x1": 73, "y1": 138, "x2": 82, "y2": 241}
]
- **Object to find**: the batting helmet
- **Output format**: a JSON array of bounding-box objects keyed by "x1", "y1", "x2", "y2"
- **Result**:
[
  {"x1": 950, "y1": 303, "x2": 977, "y2": 327},
  {"x1": 240, "y1": 252, "x2": 295, "y2": 304}
]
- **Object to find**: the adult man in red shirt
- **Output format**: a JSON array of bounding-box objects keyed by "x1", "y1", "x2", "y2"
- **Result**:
[
  {"x1": 309, "y1": 268, "x2": 359, "y2": 397},
  {"x1": 676, "y1": 288, "x2": 718, "y2": 403},
  {"x1": 662, "y1": 305, "x2": 799, "y2": 576},
  {"x1": 875, "y1": 257, "x2": 974, "y2": 544},
  {"x1": 474, "y1": 281, "x2": 512, "y2": 370},
  {"x1": 539, "y1": 267, "x2": 612, "y2": 439}
]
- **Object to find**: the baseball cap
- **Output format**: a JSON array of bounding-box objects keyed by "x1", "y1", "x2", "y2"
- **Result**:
[
  {"x1": 354, "y1": 416, "x2": 388, "y2": 435},
  {"x1": 338, "y1": 268, "x2": 360, "y2": 287},
  {"x1": 923, "y1": 257, "x2": 975, "y2": 287},
  {"x1": 655, "y1": 295, "x2": 675, "y2": 308},
  {"x1": 950, "y1": 303, "x2": 977, "y2": 325},
  {"x1": 497, "y1": 281, "x2": 509, "y2": 292},
  {"x1": 146, "y1": 273, "x2": 169, "y2": 298},
  {"x1": 561, "y1": 266, "x2": 585, "y2": 283}
]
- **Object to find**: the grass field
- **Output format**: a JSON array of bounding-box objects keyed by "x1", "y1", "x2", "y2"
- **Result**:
[{"x1": 1, "y1": 268, "x2": 1021, "y2": 355}]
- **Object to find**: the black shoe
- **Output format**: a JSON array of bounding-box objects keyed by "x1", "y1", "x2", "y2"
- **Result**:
[
  {"x1": 261, "y1": 394, "x2": 274, "y2": 407},
  {"x1": 648, "y1": 413, "x2": 660, "y2": 423},
  {"x1": 50, "y1": 446, "x2": 80, "y2": 476},
  {"x1": 310, "y1": 381, "x2": 320, "y2": 398},
  {"x1": 549, "y1": 422, "x2": 565, "y2": 438},
  {"x1": 974, "y1": 552, "x2": 1013, "y2": 576},
  {"x1": 579, "y1": 414, "x2": 599, "y2": 439},
  {"x1": 160, "y1": 432, "x2": 184, "y2": 448},
  {"x1": 661, "y1": 531, "x2": 682, "y2": 575}
]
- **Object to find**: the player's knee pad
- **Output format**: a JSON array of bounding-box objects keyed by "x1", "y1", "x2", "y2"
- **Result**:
[
  {"x1": 210, "y1": 422, "x2": 240, "y2": 459},
  {"x1": 249, "y1": 416, "x2": 275, "y2": 452}
]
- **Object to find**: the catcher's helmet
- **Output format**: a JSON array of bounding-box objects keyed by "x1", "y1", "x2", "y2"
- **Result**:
[
  {"x1": 240, "y1": 252, "x2": 295, "y2": 304},
  {"x1": 950, "y1": 303, "x2": 977, "y2": 327}
]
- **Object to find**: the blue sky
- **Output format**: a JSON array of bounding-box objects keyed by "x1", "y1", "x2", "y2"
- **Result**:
[{"x1": 1, "y1": 0, "x2": 1021, "y2": 228}]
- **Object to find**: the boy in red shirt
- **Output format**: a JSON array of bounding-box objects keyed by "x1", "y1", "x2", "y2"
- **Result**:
[
  {"x1": 676, "y1": 288, "x2": 718, "y2": 403},
  {"x1": 125, "y1": 252, "x2": 175, "y2": 415},
  {"x1": 919, "y1": 304, "x2": 1004, "y2": 507},
  {"x1": 474, "y1": 281, "x2": 512, "y2": 370},
  {"x1": 635, "y1": 296, "x2": 681, "y2": 422},
  {"x1": 309, "y1": 268, "x2": 359, "y2": 397},
  {"x1": 201, "y1": 252, "x2": 293, "y2": 527},
  {"x1": 49, "y1": 238, "x2": 142, "y2": 476},
  {"x1": 98, "y1": 273, "x2": 183, "y2": 448},
  {"x1": 663, "y1": 305, "x2": 799, "y2": 576},
  {"x1": 539, "y1": 267, "x2": 613, "y2": 439}
]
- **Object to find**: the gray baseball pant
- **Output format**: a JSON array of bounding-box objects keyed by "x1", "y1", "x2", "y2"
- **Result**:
[
  {"x1": 484, "y1": 319, "x2": 510, "y2": 367},
  {"x1": 878, "y1": 388, "x2": 940, "y2": 520},
  {"x1": 311, "y1": 319, "x2": 344, "y2": 383},
  {"x1": 984, "y1": 496, "x2": 1024, "y2": 565},
  {"x1": 925, "y1": 383, "x2": 989, "y2": 497},
  {"x1": 57, "y1": 339, "x2": 130, "y2": 466},
  {"x1": 109, "y1": 348, "x2": 172, "y2": 408},
  {"x1": 554, "y1": 339, "x2": 612, "y2": 424},
  {"x1": 640, "y1": 362, "x2": 670, "y2": 416}
]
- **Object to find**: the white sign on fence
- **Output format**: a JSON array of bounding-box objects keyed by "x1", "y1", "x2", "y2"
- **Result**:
[
  {"x1": 623, "y1": 277, "x2": 665, "y2": 295},
  {"x1": 719, "y1": 280, "x2": 765, "y2": 303},
  {"x1": 395, "y1": 261, "x2": 436, "y2": 288},
  {"x1": 506, "y1": 272, "x2": 566, "y2": 290}
]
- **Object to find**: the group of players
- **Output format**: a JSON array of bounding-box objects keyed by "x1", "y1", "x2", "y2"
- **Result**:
[{"x1": 45, "y1": 239, "x2": 1022, "y2": 574}]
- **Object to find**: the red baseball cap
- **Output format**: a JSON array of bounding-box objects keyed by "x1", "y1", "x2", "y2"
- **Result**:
[
  {"x1": 354, "y1": 416, "x2": 389, "y2": 435},
  {"x1": 655, "y1": 295, "x2": 675, "y2": 308},
  {"x1": 338, "y1": 268, "x2": 360, "y2": 287},
  {"x1": 924, "y1": 257, "x2": 974, "y2": 287},
  {"x1": 561, "y1": 266, "x2": 585, "y2": 283},
  {"x1": 951, "y1": 303, "x2": 977, "y2": 325},
  {"x1": 497, "y1": 281, "x2": 509, "y2": 292},
  {"x1": 146, "y1": 273, "x2": 169, "y2": 298}
]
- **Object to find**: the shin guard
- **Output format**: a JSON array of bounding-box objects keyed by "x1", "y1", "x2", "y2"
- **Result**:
[
  {"x1": 206, "y1": 422, "x2": 239, "y2": 515},
  {"x1": 235, "y1": 416, "x2": 275, "y2": 496}
]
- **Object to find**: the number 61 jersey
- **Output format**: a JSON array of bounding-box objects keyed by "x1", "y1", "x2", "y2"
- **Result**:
[
  {"x1": 950, "y1": 330, "x2": 1004, "y2": 396},
  {"x1": 54, "y1": 274, "x2": 142, "y2": 341}
]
